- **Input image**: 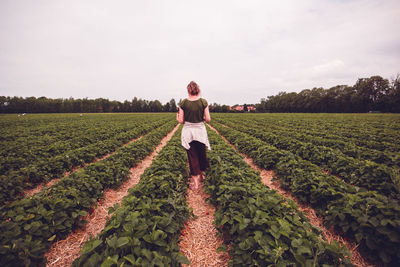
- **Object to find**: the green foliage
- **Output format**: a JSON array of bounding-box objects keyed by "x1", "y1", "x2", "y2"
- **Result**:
[
  {"x1": 204, "y1": 129, "x2": 353, "y2": 266},
  {"x1": 0, "y1": 114, "x2": 173, "y2": 205},
  {"x1": 0, "y1": 119, "x2": 177, "y2": 266},
  {"x1": 0, "y1": 96, "x2": 178, "y2": 113},
  {"x1": 72, "y1": 127, "x2": 190, "y2": 267},
  {"x1": 210, "y1": 115, "x2": 400, "y2": 266},
  {"x1": 217, "y1": 115, "x2": 400, "y2": 199},
  {"x1": 257, "y1": 75, "x2": 399, "y2": 113}
]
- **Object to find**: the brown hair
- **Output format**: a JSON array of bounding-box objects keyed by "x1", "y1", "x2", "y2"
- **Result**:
[{"x1": 187, "y1": 81, "x2": 200, "y2": 96}]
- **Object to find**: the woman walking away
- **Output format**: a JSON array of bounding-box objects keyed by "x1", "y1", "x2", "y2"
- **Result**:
[{"x1": 177, "y1": 81, "x2": 211, "y2": 190}]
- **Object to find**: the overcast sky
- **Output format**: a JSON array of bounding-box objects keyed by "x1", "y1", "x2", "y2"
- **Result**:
[{"x1": 0, "y1": 0, "x2": 399, "y2": 105}]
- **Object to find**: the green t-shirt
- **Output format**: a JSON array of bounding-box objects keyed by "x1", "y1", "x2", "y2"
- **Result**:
[{"x1": 180, "y1": 98, "x2": 208, "y2": 123}]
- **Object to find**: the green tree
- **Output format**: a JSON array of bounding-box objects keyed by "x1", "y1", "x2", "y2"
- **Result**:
[{"x1": 169, "y1": 99, "x2": 177, "y2": 112}]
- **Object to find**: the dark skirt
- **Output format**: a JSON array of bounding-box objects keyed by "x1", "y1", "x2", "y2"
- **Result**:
[{"x1": 186, "y1": 140, "x2": 210, "y2": 176}]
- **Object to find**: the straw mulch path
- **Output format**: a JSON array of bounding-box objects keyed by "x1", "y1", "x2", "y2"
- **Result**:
[
  {"x1": 207, "y1": 124, "x2": 376, "y2": 267},
  {"x1": 179, "y1": 182, "x2": 230, "y2": 267},
  {"x1": 24, "y1": 135, "x2": 144, "y2": 198},
  {"x1": 45, "y1": 125, "x2": 179, "y2": 267}
]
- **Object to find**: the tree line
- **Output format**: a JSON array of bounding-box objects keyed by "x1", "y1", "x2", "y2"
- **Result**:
[
  {"x1": 254, "y1": 75, "x2": 400, "y2": 113},
  {"x1": 1, "y1": 75, "x2": 399, "y2": 114},
  {"x1": 0, "y1": 97, "x2": 178, "y2": 113}
]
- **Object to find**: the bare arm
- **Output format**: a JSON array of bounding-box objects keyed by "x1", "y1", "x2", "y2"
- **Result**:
[
  {"x1": 177, "y1": 107, "x2": 184, "y2": 124},
  {"x1": 204, "y1": 106, "x2": 211, "y2": 122}
]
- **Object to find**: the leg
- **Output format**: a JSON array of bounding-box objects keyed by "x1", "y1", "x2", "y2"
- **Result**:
[
  {"x1": 186, "y1": 142, "x2": 202, "y2": 190},
  {"x1": 192, "y1": 174, "x2": 201, "y2": 190},
  {"x1": 193, "y1": 141, "x2": 209, "y2": 180}
]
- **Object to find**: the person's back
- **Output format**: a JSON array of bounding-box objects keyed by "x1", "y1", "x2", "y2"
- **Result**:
[
  {"x1": 180, "y1": 98, "x2": 208, "y2": 123},
  {"x1": 177, "y1": 81, "x2": 211, "y2": 190}
]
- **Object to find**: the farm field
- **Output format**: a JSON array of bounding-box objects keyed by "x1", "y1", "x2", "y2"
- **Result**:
[{"x1": 0, "y1": 113, "x2": 399, "y2": 266}]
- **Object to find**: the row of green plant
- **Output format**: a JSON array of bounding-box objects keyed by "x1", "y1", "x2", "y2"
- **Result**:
[
  {"x1": 212, "y1": 113, "x2": 400, "y2": 153},
  {"x1": 224, "y1": 116, "x2": 400, "y2": 167},
  {"x1": 215, "y1": 118, "x2": 400, "y2": 200},
  {"x1": 204, "y1": 128, "x2": 353, "y2": 266},
  {"x1": 211, "y1": 122, "x2": 400, "y2": 265},
  {"x1": 271, "y1": 121, "x2": 400, "y2": 152},
  {"x1": 0, "y1": 114, "x2": 171, "y2": 175},
  {"x1": 0, "y1": 121, "x2": 177, "y2": 267},
  {"x1": 240, "y1": 113, "x2": 400, "y2": 147},
  {"x1": 72, "y1": 127, "x2": 191, "y2": 267},
  {"x1": 0, "y1": 118, "x2": 171, "y2": 205}
]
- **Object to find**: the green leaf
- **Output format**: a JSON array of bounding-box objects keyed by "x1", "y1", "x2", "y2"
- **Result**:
[
  {"x1": 297, "y1": 246, "x2": 312, "y2": 255},
  {"x1": 108, "y1": 203, "x2": 120, "y2": 215},
  {"x1": 106, "y1": 236, "x2": 118, "y2": 249},
  {"x1": 15, "y1": 215, "x2": 24, "y2": 221},
  {"x1": 79, "y1": 210, "x2": 88, "y2": 217},
  {"x1": 100, "y1": 255, "x2": 118, "y2": 267},
  {"x1": 176, "y1": 253, "x2": 190, "y2": 265},
  {"x1": 123, "y1": 255, "x2": 136, "y2": 264},
  {"x1": 141, "y1": 248, "x2": 152, "y2": 260},
  {"x1": 117, "y1": 237, "x2": 130, "y2": 248},
  {"x1": 217, "y1": 243, "x2": 228, "y2": 253},
  {"x1": 81, "y1": 239, "x2": 103, "y2": 254},
  {"x1": 23, "y1": 214, "x2": 35, "y2": 221},
  {"x1": 47, "y1": 235, "x2": 56, "y2": 242}
]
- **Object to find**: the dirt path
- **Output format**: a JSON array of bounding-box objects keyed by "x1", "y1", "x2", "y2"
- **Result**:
[
  {"x1": 24, "y1": 136, "x2": 143, "y2": 197},
  {"x1": 179, "y1": 183, "x2": 230, "y2": 267},
  {"x1": 45, "y1": 125, "x2": 179, "y2": 267},
  {"x1": 207, "y1": 124, "x2": 375, "y2": 267}
]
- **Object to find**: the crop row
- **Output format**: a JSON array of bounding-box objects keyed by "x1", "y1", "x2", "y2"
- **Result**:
[
  {"x1": 72, "y1": 127, "x2": 190, "y2": 267},
  {"x1": 215, "y1": 118, "x2": 400, "y2": 200},
  {"x1": 0, "y1": 118, "x2": 171, "y2": 205},
  {"x1": 224, "y1": 116, "x2": 400, "y2": 167},
  {"x1": 211, "y1": 122, "x2": 400, "y2": 265},
  {"x1": 215, "y1": 114, "x2": 399, "y2": 153},
  {"x1": 271, "y1": 121, "x2": 399, "y2": 153},
  {"x1": 0, "y1": 114, "x2": 172, "y2": 142},
  {"x1": 0, "y1": 121, "x2": 176, "y2": 267},
  {"x1": 1, "y1": 115, "x2": 124, "y2": 158},
  {"x1": 0, "y1": 114, "x2": 95, "y2": 143},
  {"x1": 0, "y1": 115, "x2": 171, "y2": 175},
  {"x1": 236, "y1": 114, "x2": 400, "y2": 148},
  {"x1": 204, "y1": 128, "x2": 352, "y2": 266}
]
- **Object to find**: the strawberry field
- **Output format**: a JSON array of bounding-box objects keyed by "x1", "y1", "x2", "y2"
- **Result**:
[
  {"x1": 0, "y1": 113, "x2": 399, "y2": 266},
  {"x1": 211, "y1": 113, "x2": 400, "y2": 266}
]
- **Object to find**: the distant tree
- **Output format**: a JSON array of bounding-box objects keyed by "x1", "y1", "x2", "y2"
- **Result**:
[
  {"x1": 122, "y1": 100, "x2": 131, "y2": 112},
  {"x1": 255, "y1": 98, "x2": 267, "y2": 112},
  {"x1": 387, "y1": 74, "x2": 400, "y2": 112},
  {"x1": 130, "y1": 97, "x2": 138, "y2": 112},
  {"x1": 1, "y1": 74, "x2": 399, "y2": 113},
  {"x1": 169, "y1": 99, "x2": 177, "y2": 112},
  {"x1": 353, "y1": 76, "x2": 390, "y2": 112},
  {"x1": 164, "y1": 102, "x2": 171, "y2": 112}
]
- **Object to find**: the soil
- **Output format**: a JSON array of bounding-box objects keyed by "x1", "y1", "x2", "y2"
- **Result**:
[{"x1": 179, "y1": 181, "x2": 230, "y2": 267}]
